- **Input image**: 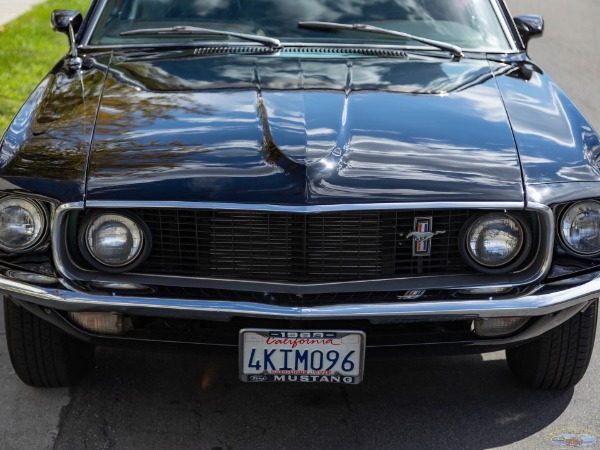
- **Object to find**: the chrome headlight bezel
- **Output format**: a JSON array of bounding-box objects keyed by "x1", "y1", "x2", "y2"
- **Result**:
[
  {"x1": 78, "y1": 211, "x2": 152, "y2": 272},
  {"x1": 0, "y1": 196, "x2": 49, "y2": 253},
  {"x1": 459, "y1": 212, "x2": 531, "y2": 274},
  {"x1": 557, "y1": 200, "x2": 600, "y2": 258}
]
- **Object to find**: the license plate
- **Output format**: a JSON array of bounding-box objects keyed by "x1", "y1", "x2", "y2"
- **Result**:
[{"x1": 239, "y1": 329, "x2": 366, "y2": 384}]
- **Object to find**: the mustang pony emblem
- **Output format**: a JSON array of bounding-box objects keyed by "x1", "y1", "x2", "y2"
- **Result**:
[
  {"x1": 400, "y1": 218, "x2": 446, "y2": 257},
  {"x1": 405, "y1": 231, "x2": 447, "y2": 242}
]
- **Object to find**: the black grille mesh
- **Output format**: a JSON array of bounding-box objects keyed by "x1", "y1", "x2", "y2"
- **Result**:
[{"x1": 122, "y1": 208, "x2": 477, "y2": 282}]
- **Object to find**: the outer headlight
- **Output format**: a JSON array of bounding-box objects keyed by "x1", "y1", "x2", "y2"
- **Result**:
[
  {"x1": 462, "y1": 213, "x2": 527, "y2": 270},
  {"x1": 559, "y1": 200, "x2": 600, "y2": 257},
  {"x1": 0, "y1": 197, "x2": 47, "y2": 252},
  {"x1": 80, "y1": 213, "x2": 150, "y2": 270}
]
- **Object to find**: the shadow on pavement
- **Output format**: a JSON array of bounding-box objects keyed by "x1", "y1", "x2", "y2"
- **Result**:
[{"x1": 53, "y1": 347, "x2": 573, "y2": 450}]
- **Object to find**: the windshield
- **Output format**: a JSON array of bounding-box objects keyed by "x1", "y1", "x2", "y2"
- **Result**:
[{"x1": 88, "y1": 0, "x2": 512, "y2": 51}]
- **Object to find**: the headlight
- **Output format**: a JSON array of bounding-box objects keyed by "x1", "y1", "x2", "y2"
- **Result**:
[
  {"x1": 559, "y1": 200, "x2": 600, "y2": 256},
  {"x1": 0, "y1": 197, "x2": 47, "y2": 252},
  {"x1": 463, "y1": 213, "x2": 526, "y2": 270},
  {"x1": 80, "y1": 213, "x2": 150, "y2": 270}
]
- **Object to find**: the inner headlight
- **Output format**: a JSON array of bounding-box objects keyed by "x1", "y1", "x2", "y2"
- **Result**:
[
  {"x1": 463, "y1": 213, "x2": 525, "y2": 269},
  {"x1": 80, "y1": 213, "x2": 149, "y2": 269},
  {"x1": 0, "y1": 197, "x2": 47, "y2": 252},
  {"x1": 559, "y1": 200, "x2": 600, "y2": 256}
]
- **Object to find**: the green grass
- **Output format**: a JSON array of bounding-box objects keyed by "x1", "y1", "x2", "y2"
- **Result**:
[{"x1": 0, "y1": 0, "x2": 91, "y2": 136}]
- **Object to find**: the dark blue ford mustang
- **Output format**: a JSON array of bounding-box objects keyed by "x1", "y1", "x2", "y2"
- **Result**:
[{"x1": 0, "y1": 0, "x2": 598, "y2": 388}]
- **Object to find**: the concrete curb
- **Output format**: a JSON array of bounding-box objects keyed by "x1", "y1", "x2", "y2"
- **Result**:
[{"x1": 0, "y1": 0, "x2": 45, "y2": 26}]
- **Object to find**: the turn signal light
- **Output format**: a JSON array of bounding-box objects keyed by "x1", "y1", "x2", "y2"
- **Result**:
[
  {"x1": 473, "y1": 317, "x2": 528, "y2": 337},
  {"x1": 68, "y1": 312, "x2": 132, "y2": 335}
]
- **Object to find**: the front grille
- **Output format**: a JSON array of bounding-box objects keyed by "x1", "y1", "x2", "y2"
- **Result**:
[{"x1": 121, "y1": 208, "x2": 478, "y2": 282}]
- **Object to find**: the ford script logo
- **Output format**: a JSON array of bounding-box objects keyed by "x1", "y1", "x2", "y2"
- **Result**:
[
  {"x1": 400, "y1": 217, "x2": 446, "y2": 257},
  {"x1": 248, "y1": 374, "x2": 267, "y2": 382}
]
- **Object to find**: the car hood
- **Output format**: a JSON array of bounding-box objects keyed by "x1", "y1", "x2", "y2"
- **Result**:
[{"x1": 86, "y1": 52, "x2": 525, "y2": 204}]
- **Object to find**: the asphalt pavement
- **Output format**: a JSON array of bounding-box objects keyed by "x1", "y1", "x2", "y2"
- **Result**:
[{"x1": 0, "y1": 1, "x2": 599, "y2": 449}]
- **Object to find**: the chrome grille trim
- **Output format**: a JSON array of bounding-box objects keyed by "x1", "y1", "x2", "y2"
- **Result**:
[
  {"x1": 85, "y1": 200, "x2": 525, "y2": 212},
  {"x1": 52, "y1": 201, "x2": 554, "y2": 293}
]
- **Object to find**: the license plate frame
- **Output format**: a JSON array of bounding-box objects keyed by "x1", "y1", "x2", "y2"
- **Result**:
[{"x1": 239, "y1": 329, "x2": 366, "y2": 384}]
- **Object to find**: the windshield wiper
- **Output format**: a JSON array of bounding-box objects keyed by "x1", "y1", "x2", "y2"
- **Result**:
[
  {"x1": 121, "y1": 26, "x2": 282, "y2": 49},
  {"x1": 298, "y1": 21, "x2": 463, "y2": 60}
]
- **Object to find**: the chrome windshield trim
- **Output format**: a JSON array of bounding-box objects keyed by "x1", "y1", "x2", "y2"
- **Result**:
[
  {"x1": 491, "y1": 0, "x2": 518, "y2": 52},
  {"x1": 1, "y1": 272, "x2": 598, "y2": 321},
  {"x1": 80, "y1": 0, "x2": 108, "y2": 46},
  {"x1": 85, "y1": 200, "x2": 525, "y2": 213}
]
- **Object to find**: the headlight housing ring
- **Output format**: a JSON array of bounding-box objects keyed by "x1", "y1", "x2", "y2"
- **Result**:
[
  {"x1": 78, "y1": 211, "x2": 151, "y2": 272},
  {"x1": 0, "y1": 196, "x2": 48, "y2": 253},
  {"x1": 558, "y1": 200, "x2": 600, "y2": 257},
  {"x1": 459, "y1": 212, "x2": 531, "y2": 274}
]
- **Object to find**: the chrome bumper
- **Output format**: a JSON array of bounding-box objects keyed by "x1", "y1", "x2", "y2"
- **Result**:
[{"x1": 0, "y1": 272, "x2": 599, "y2": 322}]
